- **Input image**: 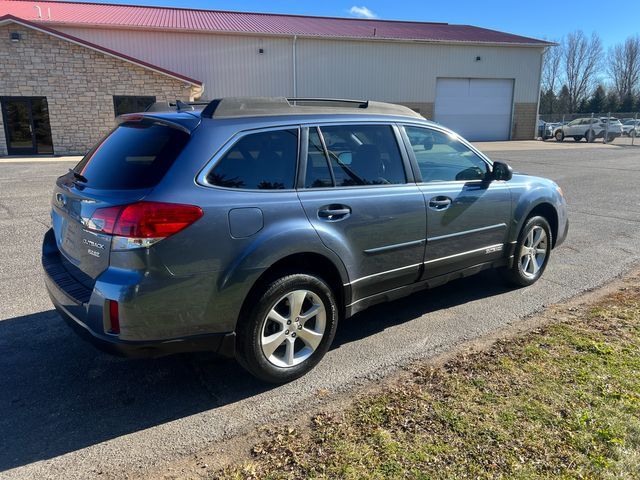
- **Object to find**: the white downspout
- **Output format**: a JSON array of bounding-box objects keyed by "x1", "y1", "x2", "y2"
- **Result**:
[{"x1": 292, "y1": 35, "x2": 298, "y2": 98}]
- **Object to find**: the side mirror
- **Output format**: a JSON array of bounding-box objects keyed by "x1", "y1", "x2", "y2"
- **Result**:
[{"x1": 491, "y1": 161, "x2": 513, "y2": 181}]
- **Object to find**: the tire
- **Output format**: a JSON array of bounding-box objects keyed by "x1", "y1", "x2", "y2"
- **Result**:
[
  {"x1": 236, "y1": 273, "x2": 338, "y2": 383},
  {"x1": 554, "y1": 131, "x2": 564, "y2": 142},
  {"x1": 500, "y1": 216, "x2": 552, "y2": 287},
  {"x1": 573, "y1": 136, "x2": 583, "y2": 142},
  {"x1": 607, "y1": 135, "x2": 615, "y2": 143},
  {"x1": 586, "y1": 130, "x2": 596, "y2": 143}
]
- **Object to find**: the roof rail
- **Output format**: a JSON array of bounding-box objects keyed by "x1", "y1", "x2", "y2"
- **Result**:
[
  {"x1": 200, "y1": 97, "x2": 422, "y2": 119},
  {"x1": 287, "y1": 98, "x2": 369, "y2": 108}
]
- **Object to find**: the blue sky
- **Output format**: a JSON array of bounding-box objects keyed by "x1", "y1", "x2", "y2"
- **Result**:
[{"x1": 64, "y1": 0, "x2": 634, "y2": 49}]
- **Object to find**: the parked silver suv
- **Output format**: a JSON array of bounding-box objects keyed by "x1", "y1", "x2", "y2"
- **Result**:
[
  {"x1": 554, "y1": 117, "x2": 622, "y2": 142},
  {"x1": 42, "y1": 97, "x2": 568, "y2": 382}
]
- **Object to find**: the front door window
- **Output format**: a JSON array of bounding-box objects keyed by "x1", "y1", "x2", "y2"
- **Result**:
[{"x1": 1, "y1": 97, "x2": 53, "y2": 155}]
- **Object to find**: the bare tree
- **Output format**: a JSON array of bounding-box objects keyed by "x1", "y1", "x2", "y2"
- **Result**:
[
  {"x1": 563, "y1": 31, "x2": 603, "y2": 111},
  {"x1": 607, "y1": 35, "x2": 640, "y2": 98},
  {"x1": 542, "y1": 43, "x2": 563, "y2": 93}
]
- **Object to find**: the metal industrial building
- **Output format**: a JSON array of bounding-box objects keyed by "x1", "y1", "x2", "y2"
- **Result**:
[{"x1": 0, "y1": 0, "x2": 551, "y2": 155}]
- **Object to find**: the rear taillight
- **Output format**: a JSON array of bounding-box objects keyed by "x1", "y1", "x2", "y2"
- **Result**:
[{"x1": 87, "y1": 201, "x2": 203, "y2": 249}]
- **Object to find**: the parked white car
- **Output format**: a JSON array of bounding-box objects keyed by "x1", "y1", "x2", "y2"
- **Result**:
[
  {"x1": 554, "y1": 117, "x2": 623, "y2": 143},
  {"x1": 622, "y1": 119, "x2": 640, "y2": 137}
]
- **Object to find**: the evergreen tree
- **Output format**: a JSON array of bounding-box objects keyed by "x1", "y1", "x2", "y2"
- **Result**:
[
  {"x1": 577, "y1": 99, "x2": 589, "y2": 113},
  {"x1": 620, "y1": 93, "x2": 635, "y2": 113},
  {"x1": 539, "y1": 88, "x2": 557, "y2": 114},
  {"x1": 605, "y1": 91, "x2": 620, "y2": 113},
  {"x1": 557, "y1": 85, "x2": 571, "y2": 114},
  {"x1": 588, "y1": 85, "x2": 606, "y2": 113}
]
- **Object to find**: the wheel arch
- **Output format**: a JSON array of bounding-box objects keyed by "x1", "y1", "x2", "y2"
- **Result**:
[
  {"x1": 238, "y1": 251, "x2": 349, "y2": 325},
  {"x1": 519, "y1": 202, "x2": 559, "y2": 248}
]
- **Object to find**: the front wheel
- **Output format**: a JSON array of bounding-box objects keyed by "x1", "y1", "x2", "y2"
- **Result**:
[
  {"x1": 236, "y1": 273, "x2": 338, "y2": 383},
  {"x1": 500, "y1": 216, "x2": 552, "y2": 287},
  {"x1": 555, "y1": 131, "x2": 564, "y2": 142}
]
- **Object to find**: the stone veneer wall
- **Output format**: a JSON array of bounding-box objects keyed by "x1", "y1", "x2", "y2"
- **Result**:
[
  {"x1": 511, "y1": 103, "x2": 538, "y2": 140},
  {"x1": 0, "y1": 24, "x2": 201, "y2": 155}
]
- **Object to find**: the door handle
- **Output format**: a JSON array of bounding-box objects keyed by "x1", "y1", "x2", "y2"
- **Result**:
[
  {"x1": 318, "y1": 205, "x2": 351, "y2": 221},
  {"x1": 428, "y1": 196, "x2": 452, "y2": 210}
]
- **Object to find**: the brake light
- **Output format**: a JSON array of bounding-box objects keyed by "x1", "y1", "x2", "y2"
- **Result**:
[{"x1": 87, "y1": 201, "x2": 203, "y2": 248}]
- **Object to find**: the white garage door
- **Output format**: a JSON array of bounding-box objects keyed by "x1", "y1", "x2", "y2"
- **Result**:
[{"x1": 434, "y1": 78, "x2": 514, "y2": 141}]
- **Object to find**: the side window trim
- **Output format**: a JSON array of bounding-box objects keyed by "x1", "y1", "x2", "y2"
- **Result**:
[
  {"x1": 400, "y1": 124, "x2": 493, "y2": 185},
  {"x1": 196, "y1": 125, "x2": 301, "y2": 191}
]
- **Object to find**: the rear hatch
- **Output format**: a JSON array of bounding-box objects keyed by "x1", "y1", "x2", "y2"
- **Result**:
[{"x1": 51, "y1": 115, "x2": 193, "y2": 288}]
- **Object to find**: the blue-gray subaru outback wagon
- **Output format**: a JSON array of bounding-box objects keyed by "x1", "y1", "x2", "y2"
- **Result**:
[{"x1": 42, "y1": 97, "x2": 568, "y2": 383}]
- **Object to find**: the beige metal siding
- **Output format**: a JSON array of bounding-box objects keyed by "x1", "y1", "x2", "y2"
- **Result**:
[
  {"x1": 296, "y1": 38, "x2": 542, "y2": 103},
  {"x1": 56, "y1": 26, "x2": 294, "y2": 98},
  {"x1": 55, "y1": 26, "x2": 543, "y2": 103}
]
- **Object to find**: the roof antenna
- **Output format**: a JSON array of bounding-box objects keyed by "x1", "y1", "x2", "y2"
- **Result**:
[{"x1": 34, "y1": 5, "x2": 42, "y2": 19}]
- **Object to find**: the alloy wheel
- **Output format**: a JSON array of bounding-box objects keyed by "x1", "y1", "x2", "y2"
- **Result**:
[
  {"x1": 519, "y1": 226, "x2": 548, "y2": 279},
  {"x1": 260, "y1": 290, "x2": 327, "y2": 368}
]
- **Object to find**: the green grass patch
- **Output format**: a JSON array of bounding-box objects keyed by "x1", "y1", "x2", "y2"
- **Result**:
[{"x1": 218, "y1": 284, "x2": 640, "y2": 479}]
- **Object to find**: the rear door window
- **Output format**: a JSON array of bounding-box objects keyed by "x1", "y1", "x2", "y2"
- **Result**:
[
  {"x1": 318, "y1": 124, "x2": 406, "y2": 186},
  {"x1": 207, "y1": 129, "x2": 298, "y2": 190},
  {"x1": 74, "y1": 121, "x2": 189, "y2": 190}
]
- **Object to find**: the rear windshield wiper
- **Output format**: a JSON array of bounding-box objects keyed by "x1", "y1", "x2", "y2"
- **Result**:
[{"x1": 69, "y1": 169, "x2": 88, "y2": 183}]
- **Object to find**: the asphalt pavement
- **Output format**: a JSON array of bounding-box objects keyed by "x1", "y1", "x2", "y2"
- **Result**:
[{"x1": 1, "y1": 142, "x2": 639, "y2": 479}]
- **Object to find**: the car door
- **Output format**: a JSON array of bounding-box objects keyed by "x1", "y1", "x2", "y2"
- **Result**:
[
  {"x1": 297, "y1": 124, "x2": 427, "y2": 302},
  {"x1": 563, "y1": 118, "x2": 581, "y2": 136},
  {"x1": 402, "y1": 125, "x2": 512, "y2": 279}
]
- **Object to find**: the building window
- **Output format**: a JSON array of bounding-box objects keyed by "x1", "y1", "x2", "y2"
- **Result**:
[{"x1": 113, "y1": 96, "x2": 156, "y2": 116}]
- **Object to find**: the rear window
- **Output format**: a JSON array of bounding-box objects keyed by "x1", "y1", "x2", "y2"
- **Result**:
[{"x1": 73, "y1": 121, "x2": 189, "y2": 190}]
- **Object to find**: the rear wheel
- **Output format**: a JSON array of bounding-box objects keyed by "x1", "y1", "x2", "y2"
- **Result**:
[
  {"x1": 555, "y1": 131, "x2": 564, "y2": 142},
  {"x1": 236, "y1": 273, "x2": 338, "y2": 383},
  {"x1": 500, "y1": 216, "x2": 552, "y2": 287},
  {"x1": 606, "y1": 135, "x2": 616, "y2": 143}
]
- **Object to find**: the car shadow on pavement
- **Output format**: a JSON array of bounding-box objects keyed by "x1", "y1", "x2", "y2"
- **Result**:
[{"x1": 0, "y1": 270, "x2": 510, "y2": 472}]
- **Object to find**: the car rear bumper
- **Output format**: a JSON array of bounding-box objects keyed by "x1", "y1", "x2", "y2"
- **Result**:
[
  {"x1": 45, "y1": 275, "x2": 235, "y2": 358},
  {"x1": 42, "y1": 229, "x2": 236, "y2": 359}
]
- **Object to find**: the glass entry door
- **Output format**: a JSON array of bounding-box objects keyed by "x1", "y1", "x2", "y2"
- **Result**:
[{"x1": 1, "y1": 97, "x2": 53, "y2": 155}]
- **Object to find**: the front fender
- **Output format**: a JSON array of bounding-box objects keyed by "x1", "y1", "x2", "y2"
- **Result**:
[{"x1": 508, "y1": 175, "x2": 567, "y2": 246}]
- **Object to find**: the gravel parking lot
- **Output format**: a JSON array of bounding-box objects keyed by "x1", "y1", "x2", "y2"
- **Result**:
[{"x1": 1, "y1": 142, "x2": 639, "y2": 479}]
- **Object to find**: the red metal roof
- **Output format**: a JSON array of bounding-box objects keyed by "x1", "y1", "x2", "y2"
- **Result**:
[
  {"x1": 0, "y1": 0, "x2": 551, "y2": 46},
  {"x1": 0, "y1": 14, "x2": 203, "y2": 85}
]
